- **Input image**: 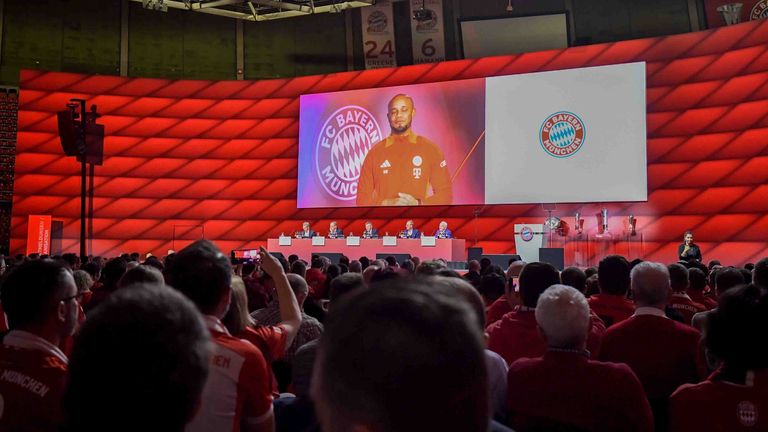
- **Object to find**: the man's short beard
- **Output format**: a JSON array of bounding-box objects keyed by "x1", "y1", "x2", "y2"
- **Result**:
[{"x1": 390, "y1": 122, "x2": 411, "y2": 134}]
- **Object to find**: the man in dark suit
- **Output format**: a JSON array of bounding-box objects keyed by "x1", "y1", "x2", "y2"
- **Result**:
[
  {"x1": 400, "y1": 220, "x2": 421, "y2": 239},
  {"x1": 362, "y1": 221, "x2": 379, "y2": 239},
  {"x1": 296, "y1": 221, "x2": 317, "y2": 239},
  {"x1": 435, "y1": 221, "x2": 453, "y2": 239},
  {"x1": 327, "y1": 221, "x2": 345, "y2": 239}
]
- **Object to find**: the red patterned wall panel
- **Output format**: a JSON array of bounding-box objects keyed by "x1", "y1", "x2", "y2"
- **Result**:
[{"x1": 11, "y1": 20, "x2": 768, "y2": 265}]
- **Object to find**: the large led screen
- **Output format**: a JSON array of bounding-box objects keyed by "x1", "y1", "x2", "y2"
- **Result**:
[{"x1": 298, "y1": 62, "x2": 647, "y2": 208}]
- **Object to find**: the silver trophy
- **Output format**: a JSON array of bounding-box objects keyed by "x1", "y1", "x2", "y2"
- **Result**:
[
  {"x1": 601, "y1": 208, "x2": 609, "y2": 233},
  {"x1": 575, "y1": 211, "x2": 583, "y2": 234},
  {"x1": 717, "y1": 3, "x2": 743, "y2": 25}
]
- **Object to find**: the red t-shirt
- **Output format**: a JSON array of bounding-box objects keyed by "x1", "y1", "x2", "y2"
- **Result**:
[
  {"x1": 668, "y1": 293, "x2": 707, "y2": 326},
  {"x1": 689, "y1": 291, "x2": 718, "y2": 310},
  {"x1": 670, "y1": 369, "x2": 768, "y2": 431},
  {"x1": 0, "y1": 344, "x2": 68, "y2": 432},
  {"x1": 238, "y1": 325, "x2": 287, "y2": 363},
  {"x1": 588, "y1": 293, "x2": 635, "y2": 327},
  {"x1": 485, "y1": 296, "x2": 513, "y2": 327},
  {"x1": 187, "y1": 318, "x2": 273, "y2": 432},
  {"x1": 487, "y1": 307, "x2": 605, "y2": 366},
  {"x1": 507, "y1": 350, "x2": 653, "y2": 432}
]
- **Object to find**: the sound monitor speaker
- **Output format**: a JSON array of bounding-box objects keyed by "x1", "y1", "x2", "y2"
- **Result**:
[
  {"x1": 539, "y1": 248, "x2": 565, "y2": 270},
  {"x1": 482, "y1": 254, "x2": 522, "y2": 268},
  {"x1": 468, "y1": 247, "x2": 483, "y2": 261},
  {"x1": 317, "y1": 252, "x2": 343, "y2": 264},
  {"x1": 269, "y1": 251, "x2": 285, "y2": 261},
  {"x1": 376, "y1": 253, "x2": 412, "y2": 263}
]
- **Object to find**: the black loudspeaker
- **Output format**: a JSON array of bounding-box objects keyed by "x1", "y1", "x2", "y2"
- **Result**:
[
  {"x1": 468, "y1": 247, "x2": 483, "y2": 262},
  {"x1": 376, "y1": 253, "x2": 412, "y2": 263},
  {"x1": 269, "y1": 251, "x2": 285, "y2": 261},
  {"x1": 482, "y1": 254, "x2": 522, "y2": 268},
  {"x1": 539, "y1": 248, "x2": 565, "y2": 270},
  {"x1": 317, "y1": 252, "x2": 344, "y2": 264}
]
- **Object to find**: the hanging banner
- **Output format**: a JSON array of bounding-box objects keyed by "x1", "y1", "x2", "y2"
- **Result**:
[
  {"x1": 361, "y1": 0, "x2": 397, "y2": 69},
  {"x1": 703, "y1": 1, "x2": 768, "y2": 28},
  {"x1": 410, "y1": 0, "x2": 446, "y2": 63},
  {"x1": 26, "y1": 215, "x2": 52, "y2": 256}
]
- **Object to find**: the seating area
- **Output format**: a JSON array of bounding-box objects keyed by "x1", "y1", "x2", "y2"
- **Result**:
[{"x1": 1, "y1": 247, "x2": 766, "y2": 431}]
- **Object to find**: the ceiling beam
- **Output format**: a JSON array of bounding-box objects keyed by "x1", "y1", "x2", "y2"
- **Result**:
[{"x1": 130, "y1": 0, "x2": 374, "y2": 21}]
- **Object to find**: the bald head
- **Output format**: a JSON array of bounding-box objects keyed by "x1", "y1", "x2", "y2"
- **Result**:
[{"x1": 388, "y1": 94, "x2": 415, "y2": 135}]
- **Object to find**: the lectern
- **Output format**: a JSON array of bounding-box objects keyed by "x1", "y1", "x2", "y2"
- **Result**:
[{"x1": 514, "y1": 224, "x2": 544, "y2": 263}]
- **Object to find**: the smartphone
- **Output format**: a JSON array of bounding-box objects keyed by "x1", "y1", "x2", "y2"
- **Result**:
[{"x1": 512, "y1": 277, "x2": 520, "y2": 292}]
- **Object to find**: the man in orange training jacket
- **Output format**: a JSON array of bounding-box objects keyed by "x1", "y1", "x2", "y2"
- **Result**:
[{"x1": 356, "y1": 94, "x2": 453, "y2": 206}]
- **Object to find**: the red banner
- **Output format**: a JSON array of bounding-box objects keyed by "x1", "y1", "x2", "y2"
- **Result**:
[
  {"x1": 26, "y1": 215, "x2": 52, "y2": 256},
  {"x1": 704, "y1": 1, "x2": 768, "y2": 28}
]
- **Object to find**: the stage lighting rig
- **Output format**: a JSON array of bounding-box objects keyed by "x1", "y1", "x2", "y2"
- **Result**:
[
  {"x1": 142, "y1": 0, "x2": 168, "y2": 12},
  {"x1": 412, "y1": 0, "x2": 431, "y2": 22}
]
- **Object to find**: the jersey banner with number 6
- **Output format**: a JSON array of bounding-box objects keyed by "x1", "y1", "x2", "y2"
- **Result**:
[{"x1": 298, "y1": 78, "x2": 486, "y2": 208}]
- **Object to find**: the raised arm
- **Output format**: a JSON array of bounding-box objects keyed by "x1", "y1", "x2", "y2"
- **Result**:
[{"x1": 258, "y1": 247, "x2": 302, "y2": 347}]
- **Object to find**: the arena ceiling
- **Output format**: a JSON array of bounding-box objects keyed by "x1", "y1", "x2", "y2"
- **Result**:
[{"x1": 134, "y1": 0, "x2": 376, "y2": 21}]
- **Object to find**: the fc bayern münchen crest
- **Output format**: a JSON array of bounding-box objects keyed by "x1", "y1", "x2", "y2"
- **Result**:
[
  {"x1": 539, "y1": 111, "x2": 586, "y2": 158},
  {"x1": 521, "y1": 226, "x2": 534, "y2": 242},
  {"x1": 315, "y1": 105, "x2": 382, "y2": 201},
  {"x1": 752, "y1": 0, "x2": 768, "y2": 20}
]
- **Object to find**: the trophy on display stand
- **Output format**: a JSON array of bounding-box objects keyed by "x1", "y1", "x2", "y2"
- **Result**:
[{"x1": 717, "y1": 3, "x2": 743, "y2": 26}]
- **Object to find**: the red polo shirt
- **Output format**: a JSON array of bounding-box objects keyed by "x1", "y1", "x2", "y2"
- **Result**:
[
  {"x1": 670, "y1": 369, "x2": 768, "y2": 431},
  {"x1": 600, "y1": 312, "x2": 705, "y2": 399},
  {"x1": 507, "y1": 350, "x2": 653, "y2": 432},
  {"x1": 487, "y1": 307, "x2": 605, "y2": 366},
  {"x1": 485, "y1": 296, "x2": 513, "y2": 327},
  {"x1": 588, "y1": 293, "x2": 635, "y2": 327}
]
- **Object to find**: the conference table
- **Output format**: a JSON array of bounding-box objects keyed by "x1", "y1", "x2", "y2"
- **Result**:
[{"x1": 266, "y1": 237, "x2": 467, "y2": 263}]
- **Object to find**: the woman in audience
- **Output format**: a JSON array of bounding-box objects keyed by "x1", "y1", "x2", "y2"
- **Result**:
[
  {"x1": 678, "y1": 230, "x2": 702, "y2": 262},
  {"x1": 670, "y1": 284, "x2": 768, "y2": 431}
]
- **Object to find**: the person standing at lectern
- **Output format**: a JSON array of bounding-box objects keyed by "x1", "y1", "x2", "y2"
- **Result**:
[
  {"x1": 435, "y1": 221, "x2": 453, "y2": 239},
  {"x1": 356, "y1": 94, "x2": 453, "y2": 206},
  {"x1": 362, "y1": 221, "x2": 379, "y2": 239},
  {"x1": 327, "y1": 221, "x2": 345, "y2": 239},
  {"x1": 400, "y1": 220, "x2": 421, "y2": 239},
  {"x1": 297, "y1": 222, "x2": 316, "y2": 239},
  {"x1": 678, "y1": 231, "x2": 702, "y2": 262}
]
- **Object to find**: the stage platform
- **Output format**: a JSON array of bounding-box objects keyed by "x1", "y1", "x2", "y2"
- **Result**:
[{"x1": 265, "y1": 238, "x2": 466, "y2": 263}]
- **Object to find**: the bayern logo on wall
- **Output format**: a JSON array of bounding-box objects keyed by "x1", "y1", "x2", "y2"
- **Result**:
[
  {"x1": 539, "y1": 111, "x2": 586, "y2": 158},
  {"x1": 751, "y1": 0, "x2": 768, "y2": 20},
  {"x1": 315, "y1": 105, "x2": 383, "y2": 201},
  {"x1": 521, "y1": 226, "x2": 534, "y2": 242}
]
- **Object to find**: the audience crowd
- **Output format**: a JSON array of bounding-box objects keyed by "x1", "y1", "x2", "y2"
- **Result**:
[{"x1": 0, "y1": 245, "x2": 766, "y2": 431}]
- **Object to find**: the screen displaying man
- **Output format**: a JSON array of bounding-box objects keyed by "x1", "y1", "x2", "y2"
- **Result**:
[
  {"x1": 356, "y1": 94, "x2": 453, "y2": 206},
  {"x1": 400, "y1": 220, "x2": 421, "y2": 239},
  {"x1": 328, "y1": 221, "x2": 344, "y2": 239},
  {"x1": 296, "y1": 222, "x2": 316, "y2": 239},
  {"x1": 362, "y1": 221, "x2": 379, "y2": 239},
  {"x1": 435, "y1": 221, "x2": 453, "y2": 239}
]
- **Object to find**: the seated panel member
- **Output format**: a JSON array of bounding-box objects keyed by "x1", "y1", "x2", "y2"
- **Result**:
[
  {"x1": 327, "y1": 221, "x2": 344, "y2": 239},
  {"x1": 296, "y1": 222, "x2": 316, "y2": 239},
  {"x1": 362, "y1": 221, "x2": 379, "y2": 239},
  {"x1": 435, "y1": 221, "x2": 453, "y2": 239},
  {"x1": 400, "y1": 220, "x2": 421, "y2": 239}
]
